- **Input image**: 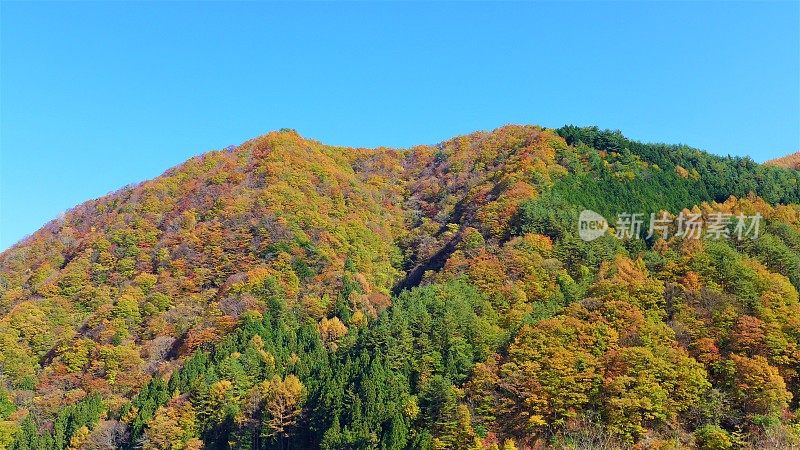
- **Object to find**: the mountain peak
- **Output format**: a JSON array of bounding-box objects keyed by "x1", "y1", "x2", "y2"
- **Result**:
[{"x1": 766, "y1": 151, "x2": 800, "y2": 169}]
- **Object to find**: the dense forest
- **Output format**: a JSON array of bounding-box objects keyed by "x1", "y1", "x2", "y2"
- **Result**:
[{"x1": 1, "y1": 125, "x2": 799, "y2": 449}]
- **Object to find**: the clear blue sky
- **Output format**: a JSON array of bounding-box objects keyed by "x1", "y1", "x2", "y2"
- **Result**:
[{"x1": 1, "y1": 2, "x2": 798, "y2": 250}]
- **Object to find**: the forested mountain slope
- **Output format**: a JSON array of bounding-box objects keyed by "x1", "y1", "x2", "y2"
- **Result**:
[
  {"x1": 1, "y1": 126, "x2": 800, "y2": 449},
  {"x1": 767, "y1": 152, "x2": 800, "y2": 170}
]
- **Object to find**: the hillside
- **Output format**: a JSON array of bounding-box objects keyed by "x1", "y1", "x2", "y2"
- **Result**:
[
  {"x1": 1, "y1": 125, "x2": 800, "y2": 449},
  {"x1": 767, "y1": 151, "x2": 800, "y2": 170}
]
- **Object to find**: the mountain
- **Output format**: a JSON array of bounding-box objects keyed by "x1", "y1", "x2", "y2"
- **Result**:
[
  {"x1": 767, "y1": 151, "x2": 800, "y2": 170},
  {"x1": 1, "y1": 125, "x2": 800, "y2": 449}
]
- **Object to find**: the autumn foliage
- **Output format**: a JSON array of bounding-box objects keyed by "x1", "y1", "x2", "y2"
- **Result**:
[{"x1": 2, "y1": 125, "x2": 800, "y2": 449}]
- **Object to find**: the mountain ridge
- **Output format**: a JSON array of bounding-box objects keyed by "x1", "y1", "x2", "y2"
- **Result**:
[
  {"x1": 766, "y1": 151, "x2": 800, "y2": 170},
  {"x1": 6, "y1": 126, "x2": 797, "y2": 255}
]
